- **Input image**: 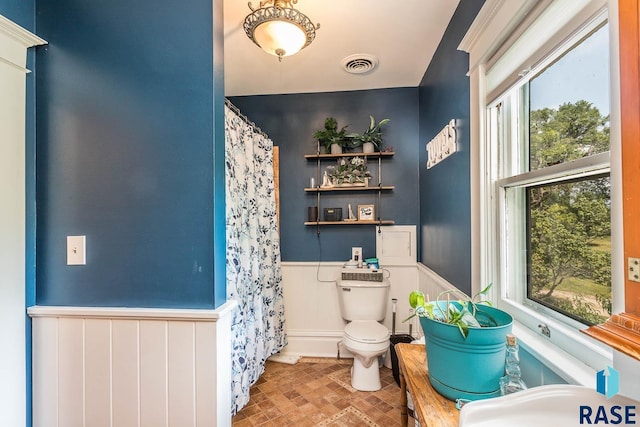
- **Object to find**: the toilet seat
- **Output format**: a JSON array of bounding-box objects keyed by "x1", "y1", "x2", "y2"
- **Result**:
[
  {"x1": 344, "y1": 320, "x2": 390, "y2": 352},
  {"x1": 345, "y1": 320, "x2": 390, "y2": 343}
]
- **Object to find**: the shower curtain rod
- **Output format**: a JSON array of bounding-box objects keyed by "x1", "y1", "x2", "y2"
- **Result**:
[{"x1": 225, "y1": 98, "x2": 269, "y2": 139}]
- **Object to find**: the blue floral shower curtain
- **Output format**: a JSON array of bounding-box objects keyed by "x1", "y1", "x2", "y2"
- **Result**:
[{"x1": 225, "y1": 102, "x2": 286, "y2": 415}]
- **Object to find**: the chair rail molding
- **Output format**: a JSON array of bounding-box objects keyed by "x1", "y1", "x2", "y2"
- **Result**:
[{"x1": 0, "y1": 14, "x2": 46, "y2": 69}]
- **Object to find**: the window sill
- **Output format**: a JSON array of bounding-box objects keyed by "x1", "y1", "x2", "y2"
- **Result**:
[
  {"x1": 513, "y1": 321, "x2": 597, "y2": 387},
  {"x1": 581, "y1": 312, "x2": 640, "y2": 361},
  {"x1": 499, "y1": 298, "x2": 612, "y2": 378}
]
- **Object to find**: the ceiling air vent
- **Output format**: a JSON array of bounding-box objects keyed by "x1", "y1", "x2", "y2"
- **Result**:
[{"x1": 341, "y1": 54, "x2": 379, "y2": 75}]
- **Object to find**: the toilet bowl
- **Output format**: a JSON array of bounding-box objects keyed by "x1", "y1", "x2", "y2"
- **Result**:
[{"x1": 343, "y1": 320, "x2": 390, "y2": 391}]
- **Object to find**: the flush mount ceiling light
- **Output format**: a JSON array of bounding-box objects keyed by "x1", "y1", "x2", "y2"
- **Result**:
[{"x1": 243, "y1": 0, "x2": 320, "y2": 62}]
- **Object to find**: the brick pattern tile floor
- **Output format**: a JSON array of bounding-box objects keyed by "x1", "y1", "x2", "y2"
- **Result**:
[{"x1": 232, "y1": 357, "x2": 405, "y2": 426}]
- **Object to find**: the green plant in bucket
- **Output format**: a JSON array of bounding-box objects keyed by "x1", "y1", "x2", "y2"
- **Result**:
[
  {"x1": 406, "y1": 284, "x2": 513, "y2": 401},
  {"x1": 404, "y1": 284, "x2": 496, "y2": 339}
]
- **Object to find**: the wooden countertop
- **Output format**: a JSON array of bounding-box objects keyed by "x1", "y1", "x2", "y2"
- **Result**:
[{"x1": 395, "y1": 343, "x2": 459, "y2": 426}]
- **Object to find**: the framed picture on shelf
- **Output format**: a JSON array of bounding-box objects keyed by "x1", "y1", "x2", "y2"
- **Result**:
[{"x1": 357, "y1": 204, "x2": 375, "y2": 221}]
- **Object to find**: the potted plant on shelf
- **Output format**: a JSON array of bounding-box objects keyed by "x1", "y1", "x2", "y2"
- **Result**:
[
  {"x1": 326, "y1": 156, "x2": 372, "y2": 186},
  {"x1": 404, "y1": 285, "x2": 513, "y2": 402},
  {"x1": 313, "y1": 117, "x2": 349, "y2": 154},
  {"x1": 347, "y1": 115, "x2": 390, "y2": 153}
]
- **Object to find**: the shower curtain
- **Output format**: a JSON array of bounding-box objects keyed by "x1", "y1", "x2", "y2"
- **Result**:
[{"x1": 225, "y1": 102, "x2": 287, "y2": 415}]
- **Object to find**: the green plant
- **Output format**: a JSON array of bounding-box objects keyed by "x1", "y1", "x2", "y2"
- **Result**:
[
  {"x1": 346, "y1": 115, "x2": 390, "y2": 150},
  {"x1": 312, "y1": 117, "x2": 349, "y2": 153},
  {"x1": 404, "y1": 284, "x2": 496, "y2": 339},
  {"x1": 325, "y1": 156, "x2": 371, "y2": 185}
]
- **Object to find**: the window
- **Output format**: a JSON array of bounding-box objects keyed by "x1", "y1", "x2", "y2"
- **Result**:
[
  {"x1": 484, "y1": 12, "x2": 615, "y2": 376},
  {"x1": 492, "y1": 22, "x2": 611, "y2": 328},
  {"x1": 460, "y1": 0, "x2": 616, "y2": 377}
]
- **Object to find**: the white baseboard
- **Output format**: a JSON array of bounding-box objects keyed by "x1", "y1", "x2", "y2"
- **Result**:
[{"x1": 280, "y1": 330, "x2": 347, "y2": 358}]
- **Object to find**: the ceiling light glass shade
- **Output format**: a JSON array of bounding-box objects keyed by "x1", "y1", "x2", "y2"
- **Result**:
[
  {"x1": 244, "y1": 1, "x2": 319, "y2": 61},
  {"x1": 253, "y1": 20, "x2": 306, "y2": 58}
]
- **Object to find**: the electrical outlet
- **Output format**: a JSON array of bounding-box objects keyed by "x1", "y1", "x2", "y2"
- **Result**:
[{"x1": 628, "y1": 257, "x2": 640, "y2": 283}]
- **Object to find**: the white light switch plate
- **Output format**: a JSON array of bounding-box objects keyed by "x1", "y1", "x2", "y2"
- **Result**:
[{"x1": 67, "y1": 235, "x2": 86, "y2": 265}]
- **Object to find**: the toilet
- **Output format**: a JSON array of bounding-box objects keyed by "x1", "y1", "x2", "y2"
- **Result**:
[{"x1": 336, "y1": 269, "x2": 390, "y2": 391}]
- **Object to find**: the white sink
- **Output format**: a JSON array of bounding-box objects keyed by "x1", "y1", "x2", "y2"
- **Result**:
[{"x1": 459, "y1": 384, "x2": 639, "y2": 427}]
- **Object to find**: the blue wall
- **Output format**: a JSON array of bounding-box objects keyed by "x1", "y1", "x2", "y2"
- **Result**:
[
  {"x1": 4, "y1": 0, "x2": 482, "y2": 308},
  {"x1": 229, "y1": 88, "x2": 420, "y2": 262},
  {"x1": 34, "y1": 0, "x2": 225, "y2": 308},
  {"x1": 418, "y1": 0, "x2": 485, "y2": 295},
  {"x1": 1, "y1": 0, "x2": 34, "y2": 30}
]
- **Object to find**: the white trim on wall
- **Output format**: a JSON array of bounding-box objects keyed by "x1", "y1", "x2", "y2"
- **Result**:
[
  {"x1": 28, "y1": 304, "x2": 237, "y2": 320},
  {"x1": 28, "y1": 302, "x2": 237, "y2": 427},
  {"x1": 0, "y1": 15, "x2": 46, "y2": 66},
  {"x1": 0, "y1": 15, "x2": 46, "y2": 427}
]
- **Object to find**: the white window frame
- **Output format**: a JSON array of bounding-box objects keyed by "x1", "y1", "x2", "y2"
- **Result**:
[{"x1": 460, "y1": 0, "x2": 622, "y2": 384}]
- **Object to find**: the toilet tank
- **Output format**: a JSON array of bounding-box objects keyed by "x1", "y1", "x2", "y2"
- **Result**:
[{"x1": 336, "y1": 270, "x2": 390, "y2": 321}]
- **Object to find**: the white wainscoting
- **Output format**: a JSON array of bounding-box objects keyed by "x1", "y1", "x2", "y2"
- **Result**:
[
  {"x1": 416, "y1": 262, "x2": 458, "y2": 300},
  {"x1": 278, "y1": 262, "x2": 440, "y2": 358},
  {"x1": 28, "y1": 302, "x2": 236, "y2": 427},
  {"x1": 413, "y1": 263, "x2": 459, "y2": 338},
  {"x1": 279, "y1": 261, "x2": 601, "y2": 388}
]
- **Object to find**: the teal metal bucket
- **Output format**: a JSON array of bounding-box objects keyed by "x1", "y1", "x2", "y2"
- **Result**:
[{"x1": 418, "y1": 302, "x2": 513, "y2": 401}]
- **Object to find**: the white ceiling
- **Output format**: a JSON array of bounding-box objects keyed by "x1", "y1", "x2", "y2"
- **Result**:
[{"x1": 223, "y1": 0, "x2": 460, "y2": 97}]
